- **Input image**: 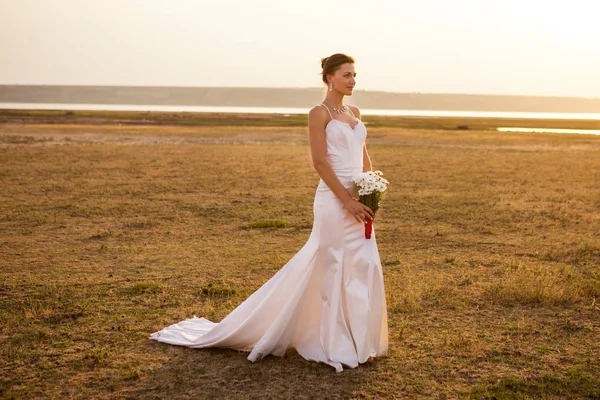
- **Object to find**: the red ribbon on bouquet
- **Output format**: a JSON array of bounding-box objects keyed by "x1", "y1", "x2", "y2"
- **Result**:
[{"x1": 365, "y1": 215, "x2": 375, "y2": 239}]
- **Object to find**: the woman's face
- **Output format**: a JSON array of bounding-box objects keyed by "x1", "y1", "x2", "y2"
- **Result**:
[{"x1": 329, "y1": 63, "x2": 356, "y2": 96}]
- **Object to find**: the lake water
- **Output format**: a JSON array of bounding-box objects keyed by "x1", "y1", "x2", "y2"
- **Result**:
[
  {"x1": 2, "y1": 102, "x2": 600, "y2": 120},
  {"x1": 498, "y1": 127, "x2": 600, "y2": 135},
  {"x1": 2, "y1": 102, "x2": 600, "y2": 136}
]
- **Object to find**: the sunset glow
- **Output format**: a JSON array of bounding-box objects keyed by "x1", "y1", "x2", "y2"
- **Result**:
[{"x1": 1, "y1": 0, "x2": 598, "y2": 97}]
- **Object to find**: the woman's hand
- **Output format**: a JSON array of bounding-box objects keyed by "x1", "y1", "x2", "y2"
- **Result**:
[{"x1": 343, "y1": 198, "x2": 374, "y2": 224}]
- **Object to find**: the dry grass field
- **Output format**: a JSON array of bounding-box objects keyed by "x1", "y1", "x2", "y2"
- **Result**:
[{"x1": 1, "y1": 113, "x2": 599, "y2": 399}]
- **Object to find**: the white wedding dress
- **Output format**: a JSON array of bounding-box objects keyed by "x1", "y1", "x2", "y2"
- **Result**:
[{"x1": 149, "y1": 104, "x2": 388, "y2": 372}]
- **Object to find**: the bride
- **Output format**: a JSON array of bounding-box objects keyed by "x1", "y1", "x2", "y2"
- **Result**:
[{"x1": 150, "y1": 53, "x2": 389, "y2": 372}]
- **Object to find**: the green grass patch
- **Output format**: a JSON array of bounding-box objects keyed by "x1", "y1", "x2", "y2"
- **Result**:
[{"x1": 200, "y1": 282, "x2": 236, "y2": 297}]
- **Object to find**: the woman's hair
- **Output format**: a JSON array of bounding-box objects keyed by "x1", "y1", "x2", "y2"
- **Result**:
[{"x1": 320, "y1": 53, "x2": 355, "y2": 85}]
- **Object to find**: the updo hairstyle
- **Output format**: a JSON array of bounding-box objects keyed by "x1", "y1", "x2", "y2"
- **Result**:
[{"x1": 320, "y1": 53, "x2": 355, "y2": 85}]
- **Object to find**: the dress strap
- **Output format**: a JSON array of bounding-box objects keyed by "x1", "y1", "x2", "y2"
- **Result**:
[
  {"x1": 347, "y1": 105, "x2": 358, "y2": 119},
  {"x1": 319, "y1": 103, "x2": 334, "y2": 121}
]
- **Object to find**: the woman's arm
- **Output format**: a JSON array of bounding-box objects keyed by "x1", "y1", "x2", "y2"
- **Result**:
[{"x1": 308, "y1": 106, "x2": 373, "y2": 224}]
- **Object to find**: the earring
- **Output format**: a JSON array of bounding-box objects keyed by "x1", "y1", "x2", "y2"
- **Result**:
[{"x1": 328, "y1": 82, "x2": 333, "y2": 92}]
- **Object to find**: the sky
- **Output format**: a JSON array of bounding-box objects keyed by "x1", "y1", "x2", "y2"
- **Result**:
[{"x1": 1, "y1": 0, "x2": 599, "y2": 98}]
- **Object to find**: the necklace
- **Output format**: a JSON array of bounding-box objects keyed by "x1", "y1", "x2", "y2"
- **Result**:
[{"x1": 323, "y1": 101, "x2": 347, "y2": 114}]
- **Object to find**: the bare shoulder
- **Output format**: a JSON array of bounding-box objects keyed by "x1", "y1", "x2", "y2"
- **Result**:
[
  {"x1": 308, "y1": 104, "x2": 328, "y2": 124},
  {"x1": 348, "y1": 104, "x2": 361, "y2": 119}
]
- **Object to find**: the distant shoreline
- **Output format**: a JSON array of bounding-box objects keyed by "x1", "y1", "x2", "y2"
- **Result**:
[
  {"x1": 2, "y1": 102, "x2": 600, "y2": 121},
  {"x1": 1, "y1": 85, "x2": 599, "y2": 113},
  {"x1": 2, "y1": 109, "x2": 600, "y2": 131}
]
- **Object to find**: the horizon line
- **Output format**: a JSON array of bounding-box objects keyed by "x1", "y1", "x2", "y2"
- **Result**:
[{"x1": 0, "y1": 83, "x2": 598, "y2": 101}]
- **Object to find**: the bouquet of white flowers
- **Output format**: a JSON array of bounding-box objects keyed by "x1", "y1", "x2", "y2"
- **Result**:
[{"x1": 352, "y1": 170, "x2": 389, "y2": 239}]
